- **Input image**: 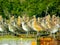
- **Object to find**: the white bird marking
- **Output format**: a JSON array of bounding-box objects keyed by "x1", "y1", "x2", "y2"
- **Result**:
[
  {"x1": 8, "y1": 25, "x2": 14, "y2": 32},
  {"x1": 0, "y1": 26, "x2": 3, "y2": 31},
  {"x1": 22, "y1": 22, "x2": 29, "y2": 31}
]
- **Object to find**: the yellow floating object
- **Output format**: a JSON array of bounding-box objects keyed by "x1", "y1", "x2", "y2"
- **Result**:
[{"x1": 32, "y1": 41, "x2": 36, "y2": 45}]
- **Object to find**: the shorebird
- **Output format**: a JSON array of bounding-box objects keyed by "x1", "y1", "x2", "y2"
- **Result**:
[
  {"x1": 0, "y1": 16, "x2": 4, "y2": 35},
  {"x1": 32, "y1": 15, "x2": 43, "y2": 36},
  {"x1": 49, "y1": 23, "x2": 60, "y2": 38},
  {"x1": 40, "y1": 18, "x2": 48, "y2": 30},
  {"x1": 37, "y1": 17, "x2": 50, "y2": 36},
  {"x1": 8, "y1": 22, "x2": 21, "y2": 36},
  {"x1": 8, "y1": 16, "x2": 20, "y2": 36},
  {"x1": 48, "y1": 16, "x2": 60, "y2": 38},
  {"x1": 45, "y1": 15, "x2": 52, "y2": 29},
  {"x1": 37, "y1": 17, "x2": 49, "y2": 31},
  {"x1": 21, "y1": 16, "x2": 35, "y2": 37},
  {"x1": 0, "y1": 20, "x2": 9, "y2": 36},
  {"x1": 9, "y1": 16, "x2": 16, "y2": 26},
  {"x1": 22, "y1": 21, "x2": 32, "y2": 37},
  {"x1": 16, "y1": 16, "x2": 26, "y2": 34},
  {"x1": 0, "y1": 24, "x2": 3, "y2": 34}
]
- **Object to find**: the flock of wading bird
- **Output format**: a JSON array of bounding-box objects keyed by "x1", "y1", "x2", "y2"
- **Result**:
[{"x1": 0, "y1": 15, "x2": 60, "y2": 38}]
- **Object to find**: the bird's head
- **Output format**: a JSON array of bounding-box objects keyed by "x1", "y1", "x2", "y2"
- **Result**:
[
  {"x1": 45, "y1": 15, "x2": 51, "y2": 22},
  {"x1": 33, "y1": 15, "x2": 37, "y2": 22},
  {"x1": 21, "y1": 19, "x2": 26, "y2": 25},
  {"x1": 11, "y1": 16, "x2": 14, "y2": 20}
]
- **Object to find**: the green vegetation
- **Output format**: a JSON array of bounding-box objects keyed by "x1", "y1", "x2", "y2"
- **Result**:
[{"x1": 0, "y1": 0, "x2": 60, "y2": 18}]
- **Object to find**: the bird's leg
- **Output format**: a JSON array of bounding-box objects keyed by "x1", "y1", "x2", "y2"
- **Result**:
[
  {"x1": 26, "y1": 32, "x2": 28, "y2": 37},
  {"x1": 37, "y1": 31, "x2": 39, "y2": 36},
  {"x1": 33, "y1": 32, "x2": 35, "y2": 37},
  {"x1": 50, "y1": 33, "x2": 52, "y2": 36},
  {"x1": 2, "y1": 32, "x2": 3, "y2": 36},
  {"x1": 7, "y1": 31, "x2": 8, "y2": 35},
  {"x1": 53, "y1": 34, "x2": 56, "y2": 39},
  {"x1": 36, "y1": 31, "x2": 39, "y2": 38}
]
